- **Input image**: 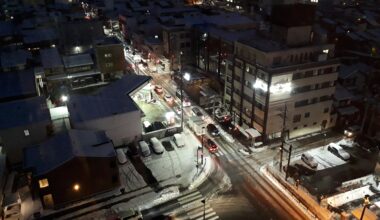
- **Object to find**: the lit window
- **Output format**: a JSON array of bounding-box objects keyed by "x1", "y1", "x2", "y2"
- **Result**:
[
  {"x1": 104, "y1": 53, "x2": 112, "y2": 58},
  {"x1": 323, "y1": 49, "x2": 329, "y2": 54},
  {"x1": 24, "y1": 130, "x2": 30, "y2": 136},
  {"x1": 39, "y1": 179, "x2": 49, "y2": 188}
]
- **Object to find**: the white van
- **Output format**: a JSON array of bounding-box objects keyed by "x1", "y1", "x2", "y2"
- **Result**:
[
  {"x1": 150, "y1": 137, "x2": 164, "y2": 154},
  {"x1": 173, "y1": 133, "x2": 185, "y2": 147},
  {"x1": 139, "y1": 140, "x2": 151, "y2": 157},
  {"x1": 116, "y1": 149, "x2": 127, "y2": 164}
]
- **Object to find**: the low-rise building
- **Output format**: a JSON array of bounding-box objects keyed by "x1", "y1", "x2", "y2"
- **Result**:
[
  {"x1": 0, "y1": 97, "x2": 51, "y2": 164},
  {"x1": 67, "y1": 74, "x2": 151, "y2": 146},
  {"x1": 23, "y1": 129, "x2": 119, "y2": 209}
]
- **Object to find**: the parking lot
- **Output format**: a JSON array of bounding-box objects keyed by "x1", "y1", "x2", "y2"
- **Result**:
[{"x1": 289, "y1": 138, "x2": 379, "y2": 196}]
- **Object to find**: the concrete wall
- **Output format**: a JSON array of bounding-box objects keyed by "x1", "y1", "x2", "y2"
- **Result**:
[
  {"x1": 72, "y1": 110, "x2": 142, "y2": 147},
  {"x1": 0, "y1": 121, "x2": 50, "y2": 164}
]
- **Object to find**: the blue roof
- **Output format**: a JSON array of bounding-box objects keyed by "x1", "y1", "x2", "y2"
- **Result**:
[
  {"x1": 22, "y1": 28, "x2": 57, "y2": 44},
  {"x1": 0, "y1": 70, "x2": 37, "y2": 101},
  {"x1": 0, "y1": 96, "x2": 51, "y2": 130},
  {"x1": 68, "y1": 74, "x2": 151, "y2": 122},
  {"x1": 99, "y1": 74, "x2": 151, "y2": 97},
  {"x1": 0, "y1": 21, "x2": 14, "y2": 37},
  {"x1": 23, "y1": 130, "x2": 115, "y2": 176},
  {"x1": 0, "y1": 50, "x2": 31, "y2": 69}
]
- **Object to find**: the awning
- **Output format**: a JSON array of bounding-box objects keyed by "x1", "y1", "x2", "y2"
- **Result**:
[
  {"x1": 245, "y1": 128, "x2": 261, "y2": 138},
  {"x1": 337, "y1": 106, "x2": 359, "y2": 116}
]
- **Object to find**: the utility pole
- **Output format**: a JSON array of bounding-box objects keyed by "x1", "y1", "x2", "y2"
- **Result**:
[
  {"x1": 279, "y1": 103, "x2": 288, "y2": 172},
  {"x1": 285, "y1": 145, "x2": 293, "y2": 180},
  {"x1": 179, "y1": 51, "x2": 184, "y2": 131},
  {"x1": 201, "y1": 127, "x2": 205, "y2": 165}
]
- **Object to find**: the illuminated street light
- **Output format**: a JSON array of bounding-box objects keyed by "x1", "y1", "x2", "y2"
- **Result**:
[
  {"x1": 61, "y1": 95, "x2": 68, "y2": 102},
  {"x1": 73, "y1": 183, "x2": 80, "y2": 191},
  {"x1": 184, "y1": 73, "x2": 191, "y2": 81}
]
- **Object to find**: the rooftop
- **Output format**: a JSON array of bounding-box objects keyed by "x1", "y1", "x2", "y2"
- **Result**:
[
  {"x1": 40, "y1": 48, "x2": 63, "y2": 69},
  {"x1": 24, "y1": 130, "x2": 115, "y2": 176},
  {"x1": 0, "y1": 50, "x2": 31, "y2": 69},
  {"x1": 0, "y1": 96, "x2": 51, "y2": 130},
  {"x1": 62, "y1": 53, "x2": 93, "y2": 68},
  {"x1": 68, "y1": 74, "x2": 151, "y2": 122},
  {"x1": 0, "y1": 69, "x2": 37, "y2": 101}
]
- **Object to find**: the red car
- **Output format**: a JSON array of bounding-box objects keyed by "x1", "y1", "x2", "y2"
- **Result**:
[
  {"x1": 203, "y1": 138, "x2": 218, "y2": 153},
  {"x1": 154, "y1": 85, "x2": 163, "y2": 94}
]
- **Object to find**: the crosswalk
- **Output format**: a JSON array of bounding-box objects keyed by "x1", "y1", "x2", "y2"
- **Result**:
[{"x1": 145, "y1": 190, "x2": 220, "y2": 220}]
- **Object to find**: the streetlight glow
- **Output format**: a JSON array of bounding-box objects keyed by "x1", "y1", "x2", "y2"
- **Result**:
[
  {"x1": 184, "y1": 73, "x2": 191, "y2": 81},
  {"x1": 73, "y1": 183, "x2": 80, "y2": 191},
  {"x1": 61, "y1": 95, "x2": 68, "y2": 102}
]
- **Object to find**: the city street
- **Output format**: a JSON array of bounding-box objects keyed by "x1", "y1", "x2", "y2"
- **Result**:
[{"x1": 118, "y1": 39, "x2": 329, "y2": 219}]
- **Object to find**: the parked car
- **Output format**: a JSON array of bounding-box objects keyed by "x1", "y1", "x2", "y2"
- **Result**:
[
  {"x1": 207, "y1": 123, "x2": 220, "y2": 136},
  {"x1": 301, "y1": 153, "x2": 318, "y2": 169},
  {"x1": 174, "y1": 106, "x2": 182, "y2": 115},
  {"x1": 154, "y1": 85, "x2": 163, "y2": 94},
  {"x1": 238, "y1": 148, "x2": 252, "y2": 156},
  {"x1": 139, "y1": 141, "x2": 151, "y2": 157},
  {"x1": 328, "y1": 143, "x2": 350, "y2": 161},
  {"x1": 162, "y1": 140, "x2": 175, "y2": 151},
  {"x1": 150, "y1": 137, "x2": 165, "y2": 154},
  {"x1": 192, "y1": 107, "x2": 204, "y2": 119},
  {"x1": 183, "y1": 97, "x2": 191, "y2": 107},
  {"x1": 173, "y1": 133, "x2": 185, "y2": 147},
  {"x1": 164, "y1": 94, "x2": 174, "y2": 104},
  {"x1": 116, "y1": 149, "x2": 127, "y2": 164},
  {"x1": 203, "y1": 138, "x2": 218, "y2": 153}
]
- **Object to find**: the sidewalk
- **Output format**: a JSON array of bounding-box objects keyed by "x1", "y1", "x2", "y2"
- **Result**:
[{"x1": 262, "y1": 165, "x2": 333, "y2": 220}]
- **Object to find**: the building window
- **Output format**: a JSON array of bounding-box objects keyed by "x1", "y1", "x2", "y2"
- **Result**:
[
  {"x1": 294, "y1": 127, "x2": 298, "y2": 130},
  {"x1": 180, "y1": 43, "x2": 185, "y2": 48},
  {"x1": 293, "y1": 114, "x2": 301, "y2": 123},
  {"x1": 313, "y1": 122, "x2": 317, "y2": 125},
  {"x1": 304, "y1": 112, "x2": 310, "y2": 118},
  {"x1": 324, "y1": 108, "x2": 329, "y2": 113},
  {"x1": 24, "y1": 130, "x2": 30, "y2": 136},
  {"x1": 304, "y1": 124, "x2": 308, "y2": 127},
  {"x1": 105, "y1": 63, "x2": 114, "y2": 67},
  {"x1": 39, "y1": 178, "x2": 49, "y2": 188},
  {"x1": 104, "y1": 53, "x2": 112, "y2": 58},
  {"x1": 294, "y1": 100, "x2": 308, "y2": 108}
]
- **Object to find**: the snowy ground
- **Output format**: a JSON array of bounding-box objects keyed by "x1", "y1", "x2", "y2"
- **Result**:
[{"x1": 291, "y1": 142, "x2": 347, "y2": 171}]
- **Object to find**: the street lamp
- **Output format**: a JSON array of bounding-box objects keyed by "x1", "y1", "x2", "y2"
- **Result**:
[
  {"x1": 183, "y1": 72, "x2": 191, "y2": 81},
  {"x1": 360, "y1": 194, "x2": 371, "y2": 220},
  {"x1": 61, "y1": 95, "x2": 68, "y2": 103}
]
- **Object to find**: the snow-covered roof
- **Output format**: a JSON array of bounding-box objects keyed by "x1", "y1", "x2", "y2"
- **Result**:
[
  {"x1": 99, "y1": 74, "x2": 151, "y2": 97},
  {"x1": 40, "y1": 48, "x2": 63, "y2": 69},
  {"x1": 0, "y1": 96, "x2": 50, "y2": 130},
  {"x1": 62, "y1": 53, "x2": 93, "y2": 68},
  {"x1": 24, "y1": 130, "x2": 115, "y2": 176}
]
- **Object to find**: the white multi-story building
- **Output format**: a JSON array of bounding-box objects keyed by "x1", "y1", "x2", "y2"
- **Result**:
[{"x1": 223, "y1": 2, "x2": 339, "y2": 141}]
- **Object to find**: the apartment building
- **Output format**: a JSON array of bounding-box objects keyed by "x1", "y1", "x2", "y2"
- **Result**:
[{"x1": 223, "y1": 3, "x2": 339, "y2": 141}]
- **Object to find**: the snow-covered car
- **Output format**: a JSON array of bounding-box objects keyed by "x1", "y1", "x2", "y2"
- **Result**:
[
  {"x1": 174, "y1": 106, "x2": 182, "y2": 115},
  {"x1": 139, "y1": 140, "x2": 151, "y2": 157},
  {"x1": 116, "y1": 149, "x2": 127, "y2": 164},
  {"x1": 173, "y1": 133, "x2": 185, "y2": 147},
  {"x1": 238, "y1": 148, "x2": 252, "y2": 156},
  {"x1": 328, "y1": 143, "x2": 350, "y2": 161},
  {"x1": 301, "y1": 153, "x2": 318, "y2": 169},
  {"x1": 150, "y1": 137, "x2": 165, "y2": 154}
]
